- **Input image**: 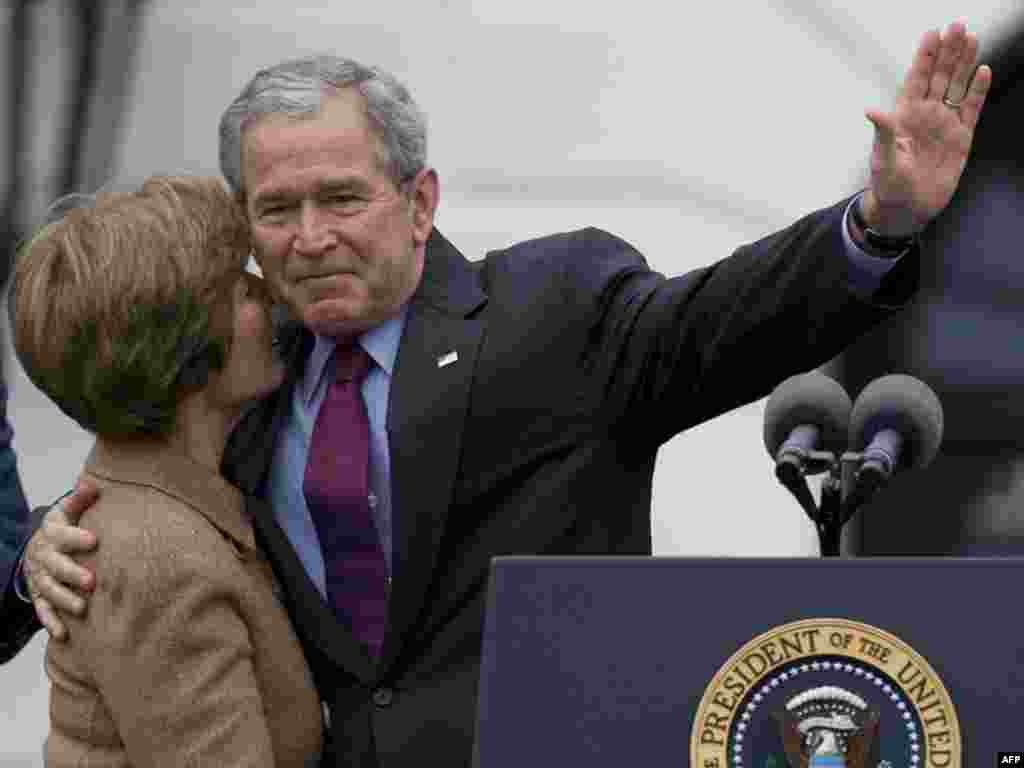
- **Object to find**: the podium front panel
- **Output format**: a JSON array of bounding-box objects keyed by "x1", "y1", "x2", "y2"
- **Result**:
[{"x1": 475, "y1": 557, "x2": 1023, "y2": 767}]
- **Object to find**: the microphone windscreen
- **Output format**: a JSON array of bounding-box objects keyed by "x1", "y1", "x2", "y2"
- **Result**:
[
  {"x1": 848, "y1": 374, "x2": 943, "y2": 470},
  {"x1": 763, "y1": 372, "x2": 852, "y2": 458}
]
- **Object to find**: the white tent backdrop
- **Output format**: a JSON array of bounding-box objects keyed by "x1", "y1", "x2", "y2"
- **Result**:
[{"x1": 2, "y1": 1, "x2": 1018, "y2": 763}]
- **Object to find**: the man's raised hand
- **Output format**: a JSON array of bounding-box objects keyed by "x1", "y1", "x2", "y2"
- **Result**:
[{"x1": 861, "y1": 20, "x2": 993, "y2": 236}]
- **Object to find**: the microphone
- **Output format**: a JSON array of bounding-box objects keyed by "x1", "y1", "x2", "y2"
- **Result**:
[
  {"x1": 764, "y1": 372, "x2": 852, "y2": 557},
  {"x1": 764, "y1": 372, "x2": 853, "y2": 479},
  {"x1": 846, "y1": 374, "x2": 943, "y2": 503}
]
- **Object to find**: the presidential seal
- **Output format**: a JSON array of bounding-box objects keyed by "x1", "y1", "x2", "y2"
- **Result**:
[{"x1": 690, "y1": 618, "x2": 960, "y2": 768}]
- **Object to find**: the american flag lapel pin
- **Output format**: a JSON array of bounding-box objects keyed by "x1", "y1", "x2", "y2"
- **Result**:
[{"x1": 437, "y1": 350, "x2": 458, "y2": 368}]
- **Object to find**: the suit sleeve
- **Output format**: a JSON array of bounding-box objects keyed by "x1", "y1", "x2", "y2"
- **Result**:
[
  {"x1": 0, "y1": 377, "x2": 39, "y2": 664},
  {"x1": 563, "y1": 195, "x2": 919, "y2": 445},
  {"x1": 64, "y1": 506, "x2": 276, "y2": 767},
  {"x1": 0, "y1": 550, "x2": 42, "y2": 663},
  {"x1": 0, "y1": 582, "x2": 42, "y2": 662}
]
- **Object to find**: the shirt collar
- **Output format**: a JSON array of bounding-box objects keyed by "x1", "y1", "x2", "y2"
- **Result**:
[{"x1": 301, "y1": 305, "x2": 408, "y2": 406}]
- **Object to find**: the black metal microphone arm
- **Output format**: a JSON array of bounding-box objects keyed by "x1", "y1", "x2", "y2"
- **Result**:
[{"x1": 774, "y1": 448, "x2": 883, "y2": 558}]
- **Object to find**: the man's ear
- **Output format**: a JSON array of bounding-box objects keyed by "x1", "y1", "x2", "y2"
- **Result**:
[{"x1": 408, "y1": 167, "x2": 439, "y2": 246}]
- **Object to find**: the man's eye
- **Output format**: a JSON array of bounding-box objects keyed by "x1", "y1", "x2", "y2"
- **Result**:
[
  {"x1": 258, "y1": 203, "x2": 293, "y2": 220},
  {"x1": 326, "y1": 194, "x2": 358, "y2": 205}
]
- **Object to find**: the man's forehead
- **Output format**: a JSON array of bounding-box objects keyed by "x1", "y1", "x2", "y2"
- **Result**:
[
  {"x1": 251, "y1": 172, "x2": 373, "y2": 201},
  {"x1": 243, "y1": 144, "x2": 387, "y2": 199}
]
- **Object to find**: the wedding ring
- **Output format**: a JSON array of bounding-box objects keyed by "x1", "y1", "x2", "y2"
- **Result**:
[{"x1": 942, "y1": 95, "x2": 963, "y2": 109}]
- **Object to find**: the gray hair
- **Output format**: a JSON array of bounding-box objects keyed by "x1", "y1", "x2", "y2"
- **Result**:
[{"x1": 218, "y1": 55, "x2": 427, "y2": 197}]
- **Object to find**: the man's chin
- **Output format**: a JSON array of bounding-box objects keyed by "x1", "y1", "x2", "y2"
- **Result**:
[{"x1": 303, "y1": 300, "x2": 365, "y2": 339}]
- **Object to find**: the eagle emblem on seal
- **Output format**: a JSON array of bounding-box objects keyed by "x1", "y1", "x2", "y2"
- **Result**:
[{"x1": 774, "y1": 685, "x2": 880, "y2": 768}]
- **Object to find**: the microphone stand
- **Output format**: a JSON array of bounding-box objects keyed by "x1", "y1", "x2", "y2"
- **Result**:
[
  {"x1": 774, "y1": 450, "x2": 876, "y2": 558},
  {"x1": 817, "y1": 469, "x2": 843, "y2": 557}
]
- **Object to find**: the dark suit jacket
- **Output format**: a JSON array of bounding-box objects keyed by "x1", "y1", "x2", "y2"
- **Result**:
[
  {"x1": 216, "y1": 198, "x2": 918, "y2": 767},
  {"x1": 0, "y1": 376, "x2": 29, "y2": 598}
]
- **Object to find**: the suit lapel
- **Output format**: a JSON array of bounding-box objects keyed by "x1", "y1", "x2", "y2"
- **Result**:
[
  {"x1": 250, "y1": 495, "x2": 377, "y2": 683},
  {"x1": 223, "y1": 305, "x2": 311, "y2": 497},
  {"x1": 380, "y1": 229, "x2": 487, "y2": 671}
]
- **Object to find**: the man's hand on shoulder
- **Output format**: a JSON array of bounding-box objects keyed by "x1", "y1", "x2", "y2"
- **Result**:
[
  {"x1": 860, "y1": 20, "x2": 992, "y2": 239},
  {"x1": 23, "y1": 479, "x2": 100, "y2": 640}
]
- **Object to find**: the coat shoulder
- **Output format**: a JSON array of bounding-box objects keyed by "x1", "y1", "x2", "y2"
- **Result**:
[
  {"x1": 78, "y1": 477, "x2": 240, "y2": 588},
  {"x1": 474, "y1": 227, "x2": 651, "y2": 303},
  {"x1": 479, "y1": 227, "x2": 646, "y2": 270}
]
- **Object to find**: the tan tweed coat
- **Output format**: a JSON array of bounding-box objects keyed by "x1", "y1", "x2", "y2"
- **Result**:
[{"x1": 45, "y1": 439, "x2": 323, "y2": 767}]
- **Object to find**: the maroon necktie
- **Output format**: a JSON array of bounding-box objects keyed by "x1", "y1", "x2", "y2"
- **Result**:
[{"x1": 303, "y1": 344, "x2": 387, "y2": 659}]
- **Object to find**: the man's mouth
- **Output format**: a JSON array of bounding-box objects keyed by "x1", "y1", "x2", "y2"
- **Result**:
[{"x1": 297, "y1": 270, "x2": 355, "y2": 283}]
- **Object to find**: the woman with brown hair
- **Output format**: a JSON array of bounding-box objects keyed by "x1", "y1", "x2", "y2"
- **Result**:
[{"x1": 9, "y1": 176, "x2": 322, "y2": 766}]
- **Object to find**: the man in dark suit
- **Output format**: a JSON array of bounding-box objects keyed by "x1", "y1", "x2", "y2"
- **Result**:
[{"x1": 2, "y1": 21, "x2": 992, "y2": 767}]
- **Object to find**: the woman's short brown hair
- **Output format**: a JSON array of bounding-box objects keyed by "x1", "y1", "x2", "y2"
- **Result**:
[{"x1": 10, "y1": 175, "x2": 251, "y2": 437}]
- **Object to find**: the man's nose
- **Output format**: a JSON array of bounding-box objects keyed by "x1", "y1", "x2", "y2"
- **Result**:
[{"x1": 293, "y1": 204, "x2": 337, "y2": 255}]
